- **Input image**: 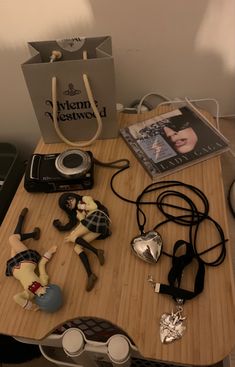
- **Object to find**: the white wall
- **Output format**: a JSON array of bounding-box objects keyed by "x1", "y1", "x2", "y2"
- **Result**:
[{"x1": 0, "y1": 0, "x2": 234, "y2": 159}]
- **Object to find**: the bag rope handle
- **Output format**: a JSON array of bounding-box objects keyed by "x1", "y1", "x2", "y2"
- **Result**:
[{"x1": 51, "y1": 50, "x2": 103, "y2": 147}]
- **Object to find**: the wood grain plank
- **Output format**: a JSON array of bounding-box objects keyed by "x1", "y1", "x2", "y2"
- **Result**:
[{"x1": 0, "y1": 108, "x2": 234, "y2": 366}]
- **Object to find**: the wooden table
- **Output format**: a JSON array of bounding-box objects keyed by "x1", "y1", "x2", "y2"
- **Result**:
[{"x1": 0, "y1": 107, "x2": 234, "y2": 366}]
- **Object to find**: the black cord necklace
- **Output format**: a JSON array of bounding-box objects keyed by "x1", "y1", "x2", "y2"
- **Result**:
[{"x1": 110, "y1": 165, "x2": 227, "y2": 343}]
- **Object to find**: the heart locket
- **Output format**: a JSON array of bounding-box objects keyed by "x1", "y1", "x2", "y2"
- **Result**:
[{"x1": 131, "y1": 230, "x2": 163, "y2": 264}]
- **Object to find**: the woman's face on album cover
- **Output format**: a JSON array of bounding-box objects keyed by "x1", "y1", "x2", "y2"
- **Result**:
[{"x1": 163, "y1": 125, "x2": 198, "y2": 154}]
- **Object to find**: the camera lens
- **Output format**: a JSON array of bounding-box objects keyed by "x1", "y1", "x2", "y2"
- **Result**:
[
  {"x1": 63, "y1": 154, "x2": 83, "y2": 168},
  {"x1": 55, "y1": 149, "x2": 92, "y2": 178}
]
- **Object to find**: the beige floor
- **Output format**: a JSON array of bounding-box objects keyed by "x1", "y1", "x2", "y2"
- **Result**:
[{"x1": 1, "y1": 117, "x2": 235, "y2": 367}]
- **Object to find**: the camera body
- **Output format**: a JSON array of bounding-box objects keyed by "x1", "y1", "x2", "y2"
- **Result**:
[{"x1": 24, "y1": 149, "x2": 94, "y2": 193}]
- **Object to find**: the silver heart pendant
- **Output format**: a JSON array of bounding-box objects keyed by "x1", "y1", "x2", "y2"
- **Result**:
[
  {"x1": 160, "y1": 306, "x2": 186, "y2": 343},
  {"x1": 131, "y1": 230, "x2": 163, "y2": 264}
]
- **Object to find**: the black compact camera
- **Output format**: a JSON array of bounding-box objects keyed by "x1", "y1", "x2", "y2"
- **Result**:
[{"x1": 24, "y1": 149, "x2": 94, "y2": 193}]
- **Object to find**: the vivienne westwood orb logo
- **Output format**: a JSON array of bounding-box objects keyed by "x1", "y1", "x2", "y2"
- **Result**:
[{"x1": 63, "y1": 83, "x2": 81, "y2": 96}]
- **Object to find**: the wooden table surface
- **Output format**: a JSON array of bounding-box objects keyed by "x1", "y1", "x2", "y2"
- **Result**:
[{"x1": 0, "y1": 107, "x2": 234, "y2": 366}]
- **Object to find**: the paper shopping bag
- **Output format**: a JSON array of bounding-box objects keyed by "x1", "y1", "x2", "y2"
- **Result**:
[{"x1": 21, "y1": 36, "x2": 118, "y2": 145}]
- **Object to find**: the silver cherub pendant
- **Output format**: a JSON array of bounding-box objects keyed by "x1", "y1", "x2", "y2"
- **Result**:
[{"x1": 160, "y1": 305, "x2": 186, "y2": 343}]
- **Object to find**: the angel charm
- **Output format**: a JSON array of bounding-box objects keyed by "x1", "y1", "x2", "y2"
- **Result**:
[
  {"x1": 147, "y1": 275, "x2": 186, "y2": 343},
  {"x1": 160, "y1": 306, "x2": 186, "y2": 343}
]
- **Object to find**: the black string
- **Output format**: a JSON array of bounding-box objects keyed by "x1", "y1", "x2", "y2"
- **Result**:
[
  {"x1": 94, "y1": 157, "x2": 130, "y2": 170},
  {"x1": 110, "y1": 165, "x2": 227, "y2": 302}
]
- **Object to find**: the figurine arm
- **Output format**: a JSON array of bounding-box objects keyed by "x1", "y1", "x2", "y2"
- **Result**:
[
  {"x1": 13, "y1": 290, "x2": 36, "y2": 310},
  {"x1": 39, "y1": 246, "x2": 57, "y2": 286},
  {"x1": 81, "y1": 196, "x2": 97, "y2": 212},
  {"x1": 64, "y1": 223, "x2": 87, "y2": 243},
  {"x1": 76, "y1": 210, "x2": 86, "y2": 221}
]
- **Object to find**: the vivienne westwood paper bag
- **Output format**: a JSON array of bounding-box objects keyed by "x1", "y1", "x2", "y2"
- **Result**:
[{"x1": 21, "y1": 36, "x2": 118, "y2": 144}]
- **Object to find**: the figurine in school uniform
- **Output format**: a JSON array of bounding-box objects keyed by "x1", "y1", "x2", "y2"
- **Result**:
[
  {"x1": 6, "y1": 208, "x2": 62, "y2": 312},
  {"x1": 53, "y1": 193, "x2": 111, "y2": 292}
]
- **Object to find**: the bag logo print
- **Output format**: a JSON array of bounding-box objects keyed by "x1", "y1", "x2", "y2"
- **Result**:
[
  {"x1": 56, "y1": 37, "x2": 86, "y2": 52},
  {"x1": 63, "y1": 83, "x2": 81, "y2": 96},
  {"x1": 45, "y1": 98, "x2": 107, "y2": 123}
]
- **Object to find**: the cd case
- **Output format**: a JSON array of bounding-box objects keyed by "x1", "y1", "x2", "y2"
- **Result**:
[{"x1": 120, "y1": 105, "x2": 229, "y2": 179}]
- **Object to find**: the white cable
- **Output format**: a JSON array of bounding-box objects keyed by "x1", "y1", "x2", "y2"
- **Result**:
[
  {"x1": 185, "y1": 97, "x2": 220, "y2": 129},
  {"x1": 156, "y1": 97, "x2": 221, "y2": 129},
  {"x1": 136, "y1": 92, "x2": 171, "y2": 114},
  {"x1": 156, "y1": 100, "x2": 178, "y2": 107},
  {"x1": 219, "y1": 114, "x2": 235, "y2": 119},
  {"x1": 123, "y1": 107, "x2": 138, "y2": 112},
  {"x1": 157, "y1": 96, "x2": 235, "y2": 124},
  {"x1": 228, "y1": 149, "x2": 235, "y2": 158},
  {"x1": 156, "y1": 97, "x2": 235, "y2": 157}
]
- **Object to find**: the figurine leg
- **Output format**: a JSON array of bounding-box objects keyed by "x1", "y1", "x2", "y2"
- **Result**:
[
  {"x1": 9, "y1": 234, "x2": 28, "y2": 257},
  {"x1": 14, "y1": 208, "x2": 28, "y2": 234},
  {"x1": 75, "y1": 237, "x2": 105, "y2": 265},
  {"x1": 14, "y1": 208, "x2": 40, "y2": 241},
  {"x1": 20, "y1": 228, "x2": 41, "y2": 241},
  {"x1": 74, "y1": 245, "x2": 97, "y2": 291}
]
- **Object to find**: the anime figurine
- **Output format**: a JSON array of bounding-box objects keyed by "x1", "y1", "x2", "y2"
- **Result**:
[
  {"x1": 53, "y1": 193, "x2": 111, "y2": 292},
  {"x1": 6, "y1": 208, "x2": 63, "y2": 312}
]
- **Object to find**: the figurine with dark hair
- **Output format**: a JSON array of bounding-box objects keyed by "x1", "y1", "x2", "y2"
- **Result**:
[
  {"x1": 53, "y1": 193, "x2": 111, "y2": 292},
  {"x1": 6, "y1": 208, "x2": 63, "y2": 312}
]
